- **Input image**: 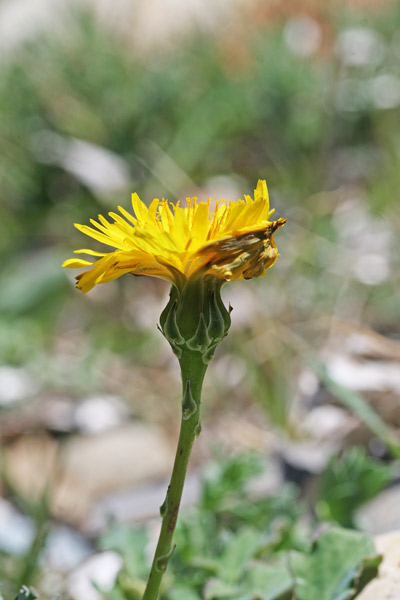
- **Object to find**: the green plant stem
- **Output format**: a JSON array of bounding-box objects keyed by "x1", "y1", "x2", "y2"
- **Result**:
[{"x1": 142, "y1": 350, "x2": 208, "y2": 600}]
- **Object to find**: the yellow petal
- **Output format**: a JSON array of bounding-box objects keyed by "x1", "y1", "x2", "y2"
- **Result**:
[
  {"x1": 63, "y1": 258, "x2": 94, "y2": 268},
  {"x1": 74, "y1": 249, "x2": 107, "y2": 256},
  {"x1": 254, "y1": 179, "x2": 269, "y2": 205},
  {"x1": 117, "y1": 205, "x2": 137, "y2": 225},
  {"x1": 74, "y1": 224, "x2": 127, "y2": 249},
  {"x1": 131, "y1": 192, "x2": 148, "y2": 223}
]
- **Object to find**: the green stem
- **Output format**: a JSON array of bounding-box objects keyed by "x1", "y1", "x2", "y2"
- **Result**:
[{"x1": 142, "y1": 350, "x2": 208, "y2": 600}]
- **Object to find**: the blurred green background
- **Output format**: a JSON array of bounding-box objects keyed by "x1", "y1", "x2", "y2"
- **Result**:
[{"x1": 1, "y1": 0, "x2": 400, "y2": 598}]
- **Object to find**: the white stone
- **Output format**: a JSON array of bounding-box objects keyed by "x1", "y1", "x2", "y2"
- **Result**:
[
  {"x1": 284, "y1": 15, "x2": 321, "y2": 57},
  {"x1": 0, "y1": 498, "x2": 35, "y2": 555},
  {"x1": 74, "y1": 395, "x2": 128, "y2": 433},
  {"x1": 336, "y1": 27, "x2": 384, "y2": 67},
  {"x1": 357, "y1": 530, "x2": 400, "y2": 600},
  {"x1": 358, "y1": 487, "x2": 400, "y2": 536},
  {"x1": 0, "y1": 366, "x2": 37, "y2": 405},
  {"x1": 52, "y1": 423, "x2": 174, "y2": 527},
  {"x1": 67, "y1": 551, "x2": 123, "y2": 600},
  {"x1": 326, "y1": 354, "x2": 400, "y2": 394},
  {"x1": 370, "y1": 74, "x2": 400, "y2": 110},
  {"x1": 44, "y1": 525, "x2": 92, "y2": 571}
]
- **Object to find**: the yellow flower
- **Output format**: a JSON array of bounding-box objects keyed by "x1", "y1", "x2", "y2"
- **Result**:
[{"x1": 63, "y1": 180, "x2": 286, "y2": 293}]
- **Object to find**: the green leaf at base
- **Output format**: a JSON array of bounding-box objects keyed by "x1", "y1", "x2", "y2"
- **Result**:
[{"x1": 290, "y1": 527, "x2": 382, "y2": 600}]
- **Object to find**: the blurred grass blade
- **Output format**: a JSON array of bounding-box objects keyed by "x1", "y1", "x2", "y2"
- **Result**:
[
  {"x1": 0, "y1": 250, "x2": 67, "y2": 316},
  {"x1": 311, "y1": 360, "x2": 400, "y2": 459}
]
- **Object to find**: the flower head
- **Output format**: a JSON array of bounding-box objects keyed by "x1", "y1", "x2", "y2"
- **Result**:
[{"x1": 63, "y1": 180, "x2": 286, "y2": 293}]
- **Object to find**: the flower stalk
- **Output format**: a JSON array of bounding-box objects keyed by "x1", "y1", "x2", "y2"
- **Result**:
[
  {"x1": 142, "y1": 349, "x2": 208, "y2": 600},
  {"x1": 142, "y1": 278, "x2": 231, "y2": 599}
]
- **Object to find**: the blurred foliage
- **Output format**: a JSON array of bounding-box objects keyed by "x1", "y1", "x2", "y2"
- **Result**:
[
  {"x1": 0, "y1": 469, "x2": 51, "y2": 599},
  {"x1": 0, "y1": 447, "x2": 390, "y2": 598},
  {"x1": 100, "y1": 451, "x2": 382, "y2": 600},
  {"x1": 289, "y1": 529, "x2": 381, "y2": 600},
  {"x1": 317, "y1": 446, "x2": 393, "y2": 527},
  {"x1": 12, "y1": 587, "x2": 38, "y2": 600}
]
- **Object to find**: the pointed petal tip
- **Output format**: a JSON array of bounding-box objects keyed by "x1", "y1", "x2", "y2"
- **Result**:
[
  {"x1": 62, "y1": 258, "x2": 93, "y2": 268},
  {"x1": 131, "y1": 191, "x2": 142, "y2": 204},
  {"x1": 254, "y1": 179, "x2": 269, "y2": 204}
]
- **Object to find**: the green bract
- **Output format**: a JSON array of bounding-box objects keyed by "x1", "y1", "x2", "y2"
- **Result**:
[{"x1": 159, "y1": 278, "x2": 232, "y2": 363}]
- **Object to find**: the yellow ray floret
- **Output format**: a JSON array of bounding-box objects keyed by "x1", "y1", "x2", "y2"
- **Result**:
[{"x1": 63, "y1": 180, "x2": 286, "y2": 293}]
